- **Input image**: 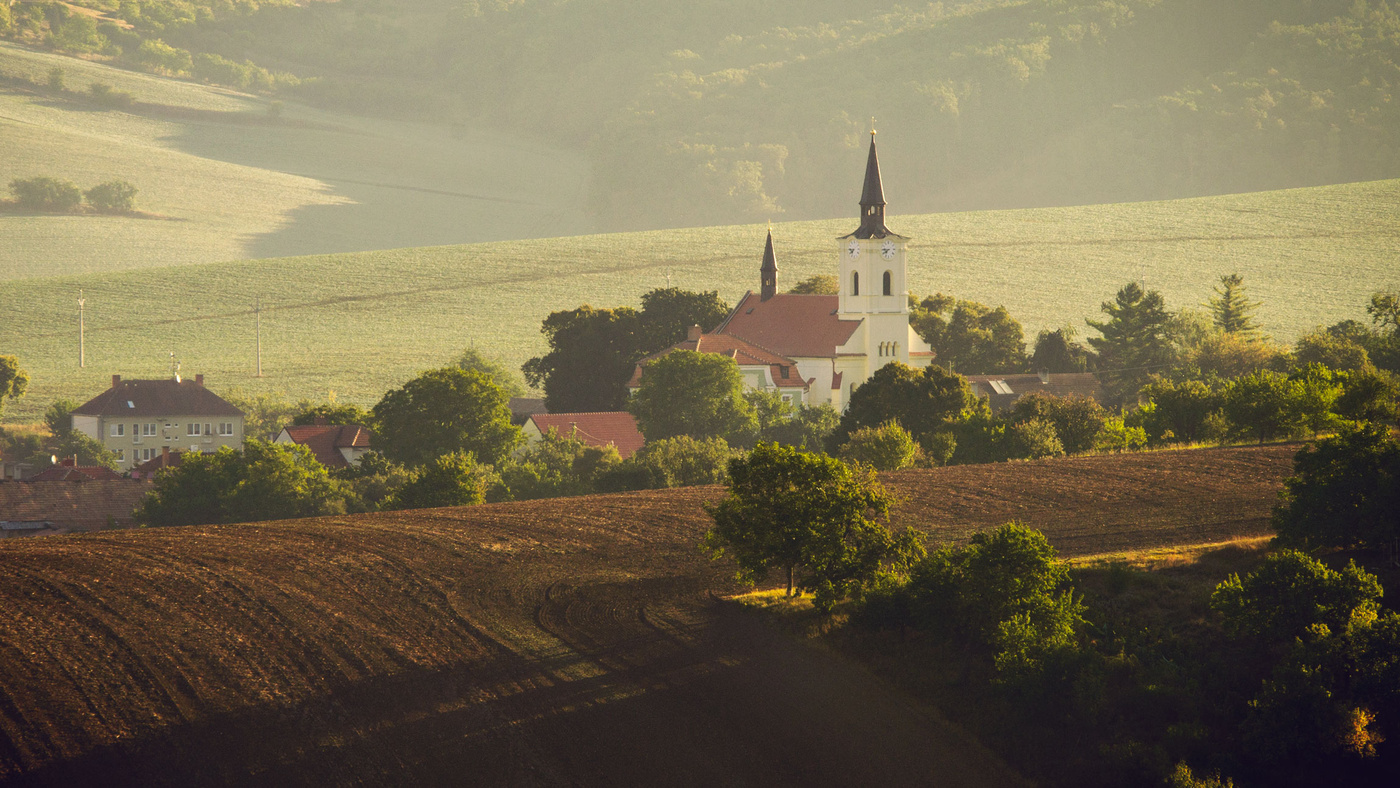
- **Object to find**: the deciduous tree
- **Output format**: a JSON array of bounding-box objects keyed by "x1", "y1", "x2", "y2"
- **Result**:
[
  {"x1": 833, "y1": 362, "x2": 976, "y2": 448},
  {"x1": 373, "y1": 367, "x2": 520, "y2": 466},
  {"x1": 704, "y1": 443, "x2": 922, "y2": 611},
  {"x1": 1272, "y1": 423, "x2": 1400, "y2": 552},
  {"x1": 0, "y1": 356, "x2": 29, "y2": 418},
  {"x1": 627, "y1": 350, "x2": 757, "y2": 443},
  {"x1": 911, "y1": 294, "x2": 1027, "y2": 374}
]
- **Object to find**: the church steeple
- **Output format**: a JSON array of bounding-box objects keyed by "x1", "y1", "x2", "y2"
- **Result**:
[
  {"x1": 852, "y1": 127, "x2": 893, "y2": 239},
  {"x1": 760, "y1": 224, "x2": 778, "y2": 301}
]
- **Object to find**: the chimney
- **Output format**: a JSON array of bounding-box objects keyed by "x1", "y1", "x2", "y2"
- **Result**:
[
  {"x1": 161, "y1": 446, "x2": 169, "y2": 467},
  {"x1": 195, "y1": 374, "x2": 204, "y2": 386},
  {"x1": 686, "y1": 324, "x2": 703, "y2": 341},
  {"x1": 111, "y1": 374, "x2": 121, "y2": 388}
]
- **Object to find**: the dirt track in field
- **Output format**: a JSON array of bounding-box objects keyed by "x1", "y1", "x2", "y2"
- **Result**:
[{"x1": 0, "y1": 444, "x2": 1296, "y2": 786}]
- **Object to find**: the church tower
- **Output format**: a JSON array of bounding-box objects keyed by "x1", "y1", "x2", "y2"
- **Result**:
[
  {"x1": 838, "y1": 129, "x2": 908, "y2": 319},
  {"x1": 834, "y1": 126, "x2": 929, "y2": 383}
]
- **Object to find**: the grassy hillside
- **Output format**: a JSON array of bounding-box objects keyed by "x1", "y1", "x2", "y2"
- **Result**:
[
  {"x1": 1, "y1": 177, "x2": 1396, "y2": 424},
  {"x1": 0, "y1": 42, "x2": 592, "y2": 279},
  {"x1": 0, "y1": 444, "x2": 1291, "y2": 783},
  {"x1": 11, "y1": 0, "x2": 1394, "y2": 231}
]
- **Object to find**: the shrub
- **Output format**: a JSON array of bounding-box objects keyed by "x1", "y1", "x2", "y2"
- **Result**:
[
  {"x1": 1010, "y1": 391, "x2": 1107, "y2": 454},
  {"x1": 494, "y1": 429, "x2": 619, "y2": 501},
  {"x1": 1272, "y1": 423, "x2": 1400, "y2": 552},
  {"x1": 1210, "y1": 550, "x2": 1381, "y2": 649},
  {"x1": 839, "y1": 421, "x2": 918, "y2": 470},
  {"x1": 84, "y1": 181, "x2": 137, "y2": 213},
  {"x1": 1220, "y1": 370, "x2": 1304, "y2": 443},
  {"x1": 46, "y1": 67, "x2": 64, "y2": 91},
  {"x1": 634, "y1": 434, "x2": 733, "y2": 487},
  {"x1": 9, "y1": 176, "x2": 82, "y2": 212},
  {"x1": 131, "y1": 38, "x2": 192, "y2": 76},
  {"x1": 1136, "y1": 379, "x2": 1219, "y2": 445},
  {"x1": 88, "y1": 82, "x2": 134, "y2": 108},
  {"x1": 389, "y1": 451, "x2": 487, "y2": 509},
  {"x1": 1093, "y1": 415, "x2": 1147, "y2": 452},
  {"x1": 1007, "y1": 418, "x2": 1064, "y2": 459}
]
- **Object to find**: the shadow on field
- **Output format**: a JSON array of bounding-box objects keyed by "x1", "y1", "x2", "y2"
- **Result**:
[{"x1": 10, "y1": 588, "x2": 1021, "y2": 788}]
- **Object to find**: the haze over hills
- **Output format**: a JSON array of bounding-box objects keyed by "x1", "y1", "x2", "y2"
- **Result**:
[
  {"x1": 1, "y1": 178, "x2": 1395, "y2": 424},
  {"x1": 3, "y1": 0, "x2": 1397, "y2": 262}
]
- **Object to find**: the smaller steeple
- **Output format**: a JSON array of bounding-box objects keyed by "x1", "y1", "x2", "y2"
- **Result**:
[{"x1": 760, "y1": 223, "x2": 778, "y2": 301}]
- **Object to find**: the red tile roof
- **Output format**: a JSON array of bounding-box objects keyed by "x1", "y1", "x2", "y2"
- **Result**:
[
  {"x1": 130, "y1": 450, "x2": 187, "y2": 476},
  {"x1": 25, "y1": 465, "x2": 124, "y2": 482},
  {"x1": 527, "y1": 412, "x2": 646, "y2": 459},
  {"x1": 279, "y1": 424, "x2": 372, "y2": 468},
  {"x1": 628, "y1": 333, "x2": 810, "y2": 390},
  {"x1": 0, "y1": 479, "x2": 153, "y2": 533},
  {"x1": 715, "y1": 292, "x2": 862, "y2": 359},
  {"x1": 72, "y1": 377, "x2": 243, "y2": 418}
]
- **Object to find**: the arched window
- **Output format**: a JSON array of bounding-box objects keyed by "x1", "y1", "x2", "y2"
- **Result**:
[
  {"x1": 883, "y1": 270, "x2": 892, "y2": 296},
  {"x1": 852, "y1": 271, "x2": 860, "y2": 296}
]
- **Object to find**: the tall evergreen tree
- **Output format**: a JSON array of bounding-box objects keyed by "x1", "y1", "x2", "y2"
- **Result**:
[
  {"x1": 1086, "y1": 282, "x2": 1174, "y2": 403},
  {"x1": 1207, "y1": 273, "x2": 1262, "y2": 335}
]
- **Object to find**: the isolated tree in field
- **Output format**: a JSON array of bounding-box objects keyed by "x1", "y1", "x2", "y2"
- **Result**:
[
  {"x1": 291, "y1": 401, "x2": 373, "y2": 427},
  {"x1": 704, "y1": 443, "x2": 922, "y2": 612},
  {"x1": 523, "y1": 305, "x2": 642, "y2": 412},
  {"x1": 0, "y1": 356, "x2": 29, "y2": 418},
  {"x1": 1207, "y1": 274, "x2": 1262, "y2": 335},
  {"x1": 628, "y1": 350, "x2": 757, "y2": 443},
  {"x1": 389, "y1": 451, "x2": 487, "y2": 509},
  {"x1": 9, "y1": 177, "x2": 82, "y2": 212},
  {"x1": 135, "y1": 441, "x2": 345, "y2": 527},
  {"x1": 84, "y1": 181, "x2": 137, "y2": 212},
  {"x1": 787, "y1": 274, "x2": 838, "y2": 294},
  {"x1": 454, "y1": 348, "x2": 527, "y2": 399},
  {"x1": 1272, "y1": 423, "x2": 1400, "y2": 552},
  {"x1": 1087, "y1": 282, "x2": 1174, "y2": 402},
  {"x1": 833, "y1": 362, "x2": 975, "y2": 448},
  {"x1": 637, "y1": 287, "x2": 730, "y2": 353},
  {"x1": 373, "y1": 367, "x2": 521, "y2": 466}
]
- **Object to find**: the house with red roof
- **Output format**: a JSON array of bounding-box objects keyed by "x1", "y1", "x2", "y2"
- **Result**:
[
  {"x1": 631, "y1": 131, "x2": 934, "y2": 410},
  {"x1": 274, "y1": 422, "x2": 373, "y2": 468},
  {"x1": 522, "y1": 412, "x2": 645, "y2": 459},
  {"x1": 71, "y1": 374, "x2": 244, "y2": 471}
]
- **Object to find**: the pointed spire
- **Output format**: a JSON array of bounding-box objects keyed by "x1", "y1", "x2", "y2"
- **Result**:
[
  {"x1": 852, "y1": 125, "x2": 893, "y2": 239},
  {"x1": 760, "y1": 223, "x2": 778, "y2": 301}
]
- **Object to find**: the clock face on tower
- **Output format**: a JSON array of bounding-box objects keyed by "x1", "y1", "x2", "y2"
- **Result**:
[
  {"x1": 847, "y1": 240, "x2": 860, "y2": 260},
  {"x1": 881, "y1": 240, "x2": 896, "y2": 260}
]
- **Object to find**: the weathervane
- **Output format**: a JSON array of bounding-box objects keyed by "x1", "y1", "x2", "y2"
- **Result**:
[{"x1": 870, "y1": 116, "x2": 877, "y2": 136}]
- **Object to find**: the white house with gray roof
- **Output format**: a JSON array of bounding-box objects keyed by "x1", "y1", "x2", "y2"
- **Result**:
[{"x1": 71, "y1": 375, "x2": 245, "y2": 470}]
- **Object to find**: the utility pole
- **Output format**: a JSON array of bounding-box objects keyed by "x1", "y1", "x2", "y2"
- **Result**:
[
  {"x1": 77, "y1": 290, "x2": 85, "y2": 368},
  {"x1": 255, "y1": 296, "x2": 263, "y2": 377}
]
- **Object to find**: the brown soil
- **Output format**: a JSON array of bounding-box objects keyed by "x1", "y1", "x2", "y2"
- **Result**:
[{"x1": 0, "y1": 444, "x2": 1296, "y2": 786}]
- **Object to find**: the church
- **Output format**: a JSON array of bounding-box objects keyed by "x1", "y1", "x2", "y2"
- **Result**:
[{"x1": 629, "y1": 130, "x2": 934, "y2": 410}]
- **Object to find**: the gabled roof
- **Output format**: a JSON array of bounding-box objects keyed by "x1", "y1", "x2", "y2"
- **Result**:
[
  {"x1": 715, "y1": 292, "x2": 863, "y2": 359},
  {"x1": 278, "y1": 424, "x2": 372, "y2": 468},
  {"x1": 527, "y1": 412, "x2": 646, "y2": 459},
  {"x1": 72, "y1": 378, "x2": 243, "y2": 418},
  {"x1": 25, "y1": 465, "x2": 124, "y2": 482},
  {"x1": 627, "y1": 332, "x2": 810, "y2": 390},
  {"x1": 130, "y1": 450, "x2": 186, "y2": 476}
]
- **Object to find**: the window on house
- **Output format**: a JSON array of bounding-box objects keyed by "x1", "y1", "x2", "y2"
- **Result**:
[
  {"x1": 204, "y1": 423, "x2": 212, "y2": 436},
  {"x1": 187, "y1": 423, "x2": 202, "y2": 436},
  {"x1": 218, "y1": 423, "x2": 234, "y2": 436},
  {"x1": 143, "y1": 423, "x2": 156, "y2": 437},
  {"x1": 110, "y1": 423, "x2": 124, "y2": 437},
  {"x1": 852, "y1": 271, "x2": 859, "y2": 296},
  {"x1": 883, "y1": 270, "x2": 892, "y2": 296}
]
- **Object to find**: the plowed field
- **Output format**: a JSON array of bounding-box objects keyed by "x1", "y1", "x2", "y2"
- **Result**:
[{"x1": 0, "y1": 444, "x2": 1296, "y2": 786}]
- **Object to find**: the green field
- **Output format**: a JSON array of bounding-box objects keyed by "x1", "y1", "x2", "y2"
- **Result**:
[
  {"x1": 1, "y1": 177, "x2": 1396, "y2": 424},
  {"x1": 0, "y1": 42, "x2": 592, "y2": 280}
]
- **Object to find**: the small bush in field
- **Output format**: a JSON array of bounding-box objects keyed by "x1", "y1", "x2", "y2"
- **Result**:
[{"x1": 85, "y1": 181, "x2": 137, "y2": 213}]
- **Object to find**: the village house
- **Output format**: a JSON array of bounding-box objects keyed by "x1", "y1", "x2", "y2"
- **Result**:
[
  {"x1": 632, "y1": 131, "x2": 934, "y2": 409},
  {"x1": 521, "y1": 412, "x2": 645, "y2": 459},
  {"x1": 70, "y1": 374, "x2": 245, "y2": 471},
  {"x1": 274, "y1": 422, "x2": 373, "y2": 468},
  {"x1": 962, "y1": 372, "x2": 1107, "y2": 412}
]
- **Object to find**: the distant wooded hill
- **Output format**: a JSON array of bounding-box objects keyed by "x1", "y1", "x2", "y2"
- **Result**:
[{"x1": 10, "y1": 0, "x2": 1399, "y2": 231}]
